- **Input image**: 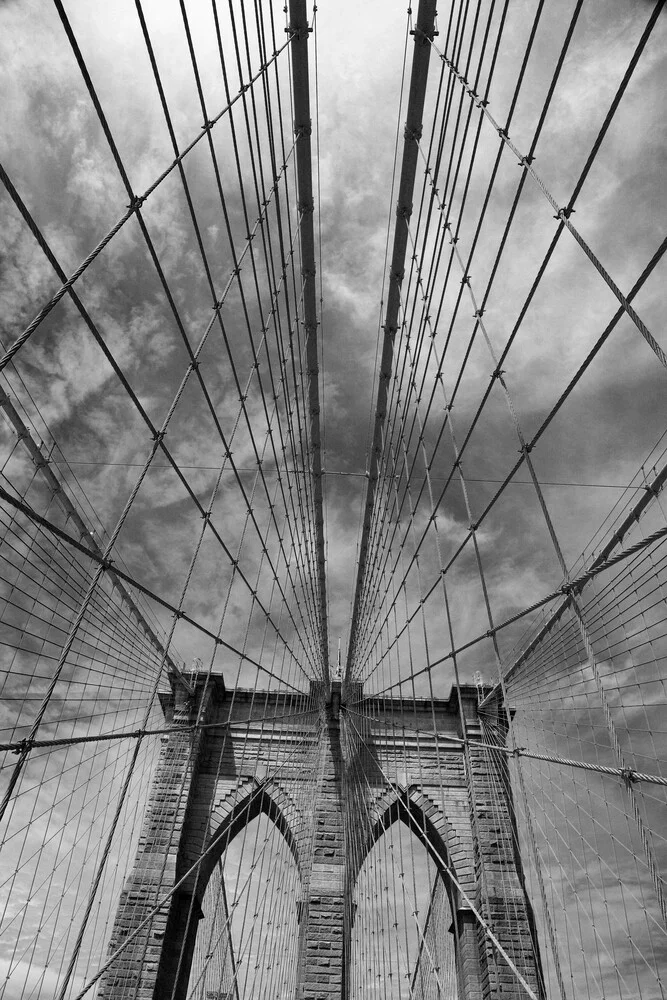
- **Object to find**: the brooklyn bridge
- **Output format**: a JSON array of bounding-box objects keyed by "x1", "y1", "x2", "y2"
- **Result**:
[{"x1": 0, "y1": 0, "x2": 665, "y2": 997}]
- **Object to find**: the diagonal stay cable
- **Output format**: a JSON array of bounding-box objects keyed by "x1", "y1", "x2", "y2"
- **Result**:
[
  {"x1": 346, "y1": 0, "x2": 438, "y2": 680},
  {"x1": 0, "y1": 27, "x2": 294, "y2": 374},
  {"x1": 352, "y1": 231, "x2": 667, "y2": 686},
  {"x1": 0, "y1": 170, "x2": 316, "y2": 676},
  {"x1": 424, "y1": 0, "x2": 667, "y2": 368},
  {"x1": 358, "y1": 521, "x2": 667, "y2": 699},
  {"x1": 67, "y1": 724, "x2": 321, "y2": 1000},
  {"x1": 346, "y1": 2, "x2": 666, "y2": 672},
  {"x1": 0, "y1": 483, "x2": 305, "y2": 695}
]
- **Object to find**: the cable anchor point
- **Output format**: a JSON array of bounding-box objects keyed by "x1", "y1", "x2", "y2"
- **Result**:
[{"x1": 621, "y1": 767, "x2": 638, "y2": 787}]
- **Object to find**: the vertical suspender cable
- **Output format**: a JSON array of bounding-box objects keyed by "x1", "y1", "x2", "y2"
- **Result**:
[
  {"x1": 346, "y1": 0, "x2": 437, "y2": 682},
  {"x1": 288, "y1": 0, "x2": 330, "y2": 686}
]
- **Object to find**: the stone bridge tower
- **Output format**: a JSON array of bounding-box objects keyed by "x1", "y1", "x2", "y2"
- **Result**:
[{"x1": 98, "y1": 673, "x2": 543, "y2": 1000}]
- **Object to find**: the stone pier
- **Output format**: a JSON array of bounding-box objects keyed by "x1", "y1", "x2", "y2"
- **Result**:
[{"x1": 98, "y1": 676, "x2": 543, "y2": 1000}]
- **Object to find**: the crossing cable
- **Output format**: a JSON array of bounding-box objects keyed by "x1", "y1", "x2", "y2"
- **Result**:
[
  {"x1": 479, "y1": 712, "x2": 667, "y2": 987},
  {"x1": 252, "y1": 0, "x2": 324, "y2": 648},
  {"x1": 343, "y1": 709, "x2": 667, "y2": 789},
  {"x1": 0, "y1": 520, "x2": 168, "y2": 690},
  {"x1": 423, "y1": 148, "x2": 663, "y2": 832},
  {"x1": 365, "y1": 497, "x2": 667, "y2": 698},
  {"x1": 356, "y1": 227, "x2": 667, "y2": 686},
  {"x1": 0, "y1": 428, "x2": 174, "y2": 831},
  {"x1": 400, "y1": 0, "x2": 582, "y2": 454},
  {"x1": 197, "y1": 0, "x2": 325, "y2": 668},
  {"x1": 164, "y1": 487, "x2": 321, "y2": 999},
  {"x1": 424, "y1": 0, "x2": 667, "y2": 369},
  {"x1": 343, "y1": 709, "x2": 541, "y2": 1000},
  {"x1": 0, "y1": 169, "x2": 316, "y2": 677},
  {"x1": 351, "y1": 233, "x2": 667, "y2": 690},
  {"x1": 0, "y1": 38, "x2": 294, "y2": 375},
  {"x1": 0, "y1": 382, "x2": 188, "y2": 686},
  {"x1": 223, "y1": 3, "x2": 328, "y2": 672},
  {"x1": 482, "y1": 460, "x2": 667, "y2": 696},
  {"x1": 65, "y1": 724, "x2": 320, "y2": 1000},
  {"x1": 387, "y1": 0, "x2": 544, "y2": 487},
  {"x1": 12, "y1": 1, "x2": 326, "y2": 675},
  {"x1": 438, "y1": 210, "x2": 667, "y2": 933},
  {"x1": 211, "y1": 0, "x2": 324, "y2": 666},
  {"x1": 0, "y1": 707, "x2": 319, "y2": 756},
  {"x1": 347, "y1": 0, "x2": 492, "y2": 666},
  {"x1": 201, "y1": 0, "x2": 324, "y2": 654},
  {"x1": 0, "y1": 484, "x2": 306, "y2": 694},
  {"x1": 344, "y1": 5, "x2": 541, "y2": 672},
  {"x1": 347, "y1": 0, "x2": 665, "y2": 671},
  {"x1": 346, "y1": 0, "x2": 438, "y2": 681},
  {"x1": 391, "y1": 307, "x2": 553, "y2": 993},
  {"x1": 150, "y1": 599, "x2": 316, "y2": 998}
]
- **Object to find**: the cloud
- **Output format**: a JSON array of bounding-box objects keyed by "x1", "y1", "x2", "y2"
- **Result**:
[{"x1": 0, "y1": 0, "x2": 666, "y2": 997}]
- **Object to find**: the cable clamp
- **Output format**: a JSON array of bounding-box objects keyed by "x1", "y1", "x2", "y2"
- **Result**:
[
  {"x1": 295, "y1": 122, "x2": 312, "y2": 139},
  {"x1": 519, "y1": 154, "x2": 535, "y2": 167},
  {"x1": 519, "y1": 441, "x2": 533, "y2": 454},
  {"x1": 404, "y1": 123, "x2": 423, "y2": 142},
  {"x1": 152, "y1": 429, "x2": 166, "y2": 443},
  {"x1": 474, "y1": 308, "x2": 485, "y2": 318},
  {"x1": 128, "y1": 194, "x2": 145, "y2": 212},
  {"x1": 497, "y1": 126, "x2": 508, "y2": 139},
  {"x1": 101, "y1": 557, "x2": 114, "y2": 571},
  {"x1": 476, "y1": 97, "x2": 489, "y2": 109},
  {"x1": 460, "y1": 274, "x2": 471, "y2": 286},
  {"x1": 201, "y1": 511, "x2": 211, "y2": 522},
  {"x1": 555, "y1": 206, "x2": 575, "y2": 220},
  {"x1": 12, "y1": 738, "x2": 33, "y2": 755},
  {"x1": 396, "y1": 203, "x2": 413, "y2": 220},
  {"x1": 201, "y1": 120, "x2": 214, "y2": 133},
  {"x1": 190, "y1": 359, "x2": 200, "y2": 371},
  {"x1": 620, "y1": 767, "x2": 638, "y2": 787},
  {"x1": 287, "y1": 25, "x2": 312, "y2": 39},
  {"x1": 511, "y1": 746, "x2": 526, "y2": 757},
  {"x1": 492, "y1": 367, "x2": 505, "y2": 380},
  {"x1": 469, "y1": 521, "x2": 478, "y2": 532}
]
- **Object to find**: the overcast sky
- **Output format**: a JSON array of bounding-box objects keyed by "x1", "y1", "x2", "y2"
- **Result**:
[
  {"x1": 0, "y1": 1, "x2": 666, "y2": 997},
  {"x1": 1, "y1": 0, "x2": 666, "y2": 692}
]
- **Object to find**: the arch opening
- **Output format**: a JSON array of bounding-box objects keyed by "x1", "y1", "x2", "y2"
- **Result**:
[
  {"x1": 350, "y1": 815, "x2": 459, "y2": 1000},
  {"x1": 187, "y1": 813, "x2": 301, "y2": 1000}
]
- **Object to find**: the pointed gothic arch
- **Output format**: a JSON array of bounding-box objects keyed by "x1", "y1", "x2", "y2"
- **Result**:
[
  {"x1": 149, "y1": 777, "x2": 306, "y2": 1000},
  {"x1": 354, "y1": 784, "x2": 462, "y2": 913},
  {"x1": 198, "y1": 778, "x2": 305, "y2": 891}
]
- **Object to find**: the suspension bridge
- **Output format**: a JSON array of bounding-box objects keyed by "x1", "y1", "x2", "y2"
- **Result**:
[{"x1": 0, "y1": 0, "x2": 665, "y2": 997}]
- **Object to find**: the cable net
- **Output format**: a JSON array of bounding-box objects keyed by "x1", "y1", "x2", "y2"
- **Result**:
[{"x1": 0, "y1": 0, "x2": 665, "y2": 998}]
